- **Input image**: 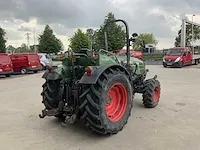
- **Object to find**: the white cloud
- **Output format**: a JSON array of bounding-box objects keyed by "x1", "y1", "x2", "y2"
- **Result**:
[{"x1": 0, "y1": 0, "x2": 200, "y2": 49}]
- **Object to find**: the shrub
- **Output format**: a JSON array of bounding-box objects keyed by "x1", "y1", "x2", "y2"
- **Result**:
[{"x1": 142, "y1": 53, "x2": 164, "y2": 60}]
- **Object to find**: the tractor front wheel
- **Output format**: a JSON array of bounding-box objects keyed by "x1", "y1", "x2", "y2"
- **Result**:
[
  {"x1": 79, "y1": 68, "x2": 133, "y2": 135},
  {"x1": 142, "y1": 78, "x2": 161, "y2": 108}
]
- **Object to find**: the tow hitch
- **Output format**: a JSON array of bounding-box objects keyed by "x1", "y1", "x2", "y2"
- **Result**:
[{"x1": 39, "y1": 108, "x2": 60, "y2": 118}]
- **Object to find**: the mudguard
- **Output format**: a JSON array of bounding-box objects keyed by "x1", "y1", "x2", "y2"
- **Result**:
[
  {"x1": 42, "y1": 71, "x2": 62, "y2": 80},
  {"x1": 79, "y1": 64, "x2": 130, "y2": 84}
]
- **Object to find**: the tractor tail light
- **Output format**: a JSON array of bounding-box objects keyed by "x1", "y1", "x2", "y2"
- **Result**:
[{"x1": 85, "y1": 66, "x2": 92, "y2": 76}]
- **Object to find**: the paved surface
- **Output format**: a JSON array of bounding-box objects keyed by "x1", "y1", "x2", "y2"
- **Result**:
[{"x1": 0, "y1": 65, "x2": 200, "y2": 150}]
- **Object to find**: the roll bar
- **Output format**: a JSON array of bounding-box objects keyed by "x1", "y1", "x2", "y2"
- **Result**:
[{"x1": 104, "y1": 19, "x2": 137, "y2": 66}]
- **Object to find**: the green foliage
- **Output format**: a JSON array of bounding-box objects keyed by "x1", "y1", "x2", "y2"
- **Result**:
[
  {"x1": 38, "y1": 25, "x2": 64, "y2": 54},
  {"x1": 142, "y1": 53, "x2": 164, "y2": 60},
  {"x1": 69, "y1": 29, "x2": 90, "y2": 51},
  {"x1": 132, "y1": 33, "x2": 158, "y2": 50},
  {"x1": 6, "y1": 45, "x2": 16, "y2": 53},
  {"x1": 93, "y1": 12, "x2": 126, "y2": 51},
  {"x1": 14, "y1": 43, "x2": 31, "y2": 53},
  {"x1": 51, "y1": 55, "x2": 61, "y2": 61},
  {"x1": 174, "y1": 24, "x2": 200, "y2": 47},
  {"x1": 0, "y1": 27, "x2": 7, "y2": 53}
]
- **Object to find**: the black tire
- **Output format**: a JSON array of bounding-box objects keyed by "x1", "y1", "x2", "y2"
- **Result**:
[
  {"x1": 79, "y1": 68, "x2": 133, "y2": 135},
  {"x1": 41, "y1": 80, "x2": 61, "y2": 110},
  {"x1": 142, "y1": 79, "x2": 161, "y2": 108},
  {"x1": 163, "y1": 64, "x2": 167, "y2": 68},
  {"x1": 41, "y1": 64, "x2": 46, "y2": 70},
  {"x1": 20, "y1": 67, "x2": 27, "y2": 75},
  {"x1": 33, "y1": 70, "x2": 38, "y2": 73},
  {"x1": 5, "y1": 74, "x2": 11, "y2": 77},
  {"x1": 195, "y1": 59, "x2": 199, "y2": 65},
  {"x1": 179, "y1": 62, "x2": 184, "y2": 68}
]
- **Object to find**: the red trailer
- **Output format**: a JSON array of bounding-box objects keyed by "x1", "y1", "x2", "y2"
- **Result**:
[
  {"x1": 9, "y1": 53, "x2": 41, "y2": 74},
  {"x1": 0, "y1": 53, "x2": 13, "y2": 77}
]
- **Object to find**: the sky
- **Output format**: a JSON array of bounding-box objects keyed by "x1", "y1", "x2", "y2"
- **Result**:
[{"x1": 0, "y1": 0, "x2": 200, "y2": 50}]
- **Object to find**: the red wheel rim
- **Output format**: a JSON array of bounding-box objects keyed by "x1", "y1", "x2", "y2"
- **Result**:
[
  {"x1": 153, "y1": 86, "x2": 160, "y2": 102},
  {"x1": 105, "y1": 83, "x2": 127, "y2": 122}
]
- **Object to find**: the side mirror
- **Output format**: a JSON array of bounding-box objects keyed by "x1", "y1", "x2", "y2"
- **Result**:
[{"x1": 164, "y1": 52, "x2": 167, "y2": 55}]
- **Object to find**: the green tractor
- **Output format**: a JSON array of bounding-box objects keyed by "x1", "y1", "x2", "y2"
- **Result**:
[{"x1": 39, "y1": 19, "x2": 161, "y2": 135}]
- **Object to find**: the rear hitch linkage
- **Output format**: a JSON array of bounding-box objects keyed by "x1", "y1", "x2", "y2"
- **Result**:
[
  {"x1": 61, "y1": 113, "x2": 77, "y2": 127},
  {"x1": 39, "y1": 108, "x2": 60, "y2": 118}
]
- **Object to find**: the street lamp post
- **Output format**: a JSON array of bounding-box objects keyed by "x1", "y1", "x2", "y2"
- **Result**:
[{"x1": 192, "y1": 14, "x2": 195, "y2": 48}]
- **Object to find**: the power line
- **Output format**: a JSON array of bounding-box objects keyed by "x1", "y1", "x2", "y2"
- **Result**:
[
  {"x1": 33, "y1": 28, "x2": 35, "y2": 46},
  {"x1": 33, "y1": 28, "x2": 36, "y2": 52},
  {"x1": 25, "y1": 32, "x2": 31, "y2": 50}
]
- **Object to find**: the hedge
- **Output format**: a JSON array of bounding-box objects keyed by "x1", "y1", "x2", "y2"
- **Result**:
[
  {"x1": 52, "y1": 55, "x2": 61, "y2": 61},
  {"x1": 142, "y1": 53, "x2": 164, "y2": 60}
]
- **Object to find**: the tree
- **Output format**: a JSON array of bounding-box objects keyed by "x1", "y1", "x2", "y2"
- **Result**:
[
  {"x1": 38, "y1": 25, "x2": 64, "y2": 54},
  {"x1": 69, "y1": 29, "x2": 90, "y2": 51},
  {"x1": 93, "y1": 12, "x2": 126, "y2": 51},
  {"x1": 174, "y1": 24, "x2": 200, "y2": 47},
  {"x1": 0, "y1": 27, "x2": 7, "y2": 53},
  {"x1": 15, "y1": 43, "x2": 28, "y2": 53},
  {"x1": 7, "y1": 45, "x2": 16, "y2": 53},
  {"x1": 132, "y1": 33, "x2": 158, "y2": 50}
]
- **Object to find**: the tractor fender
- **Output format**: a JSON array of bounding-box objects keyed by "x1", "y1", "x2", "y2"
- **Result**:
[
  {"x1": 79, "y1": 64, "x2": 130, "y2": 84},
  {"x1": 42, "y1": 71, "x2": 62, "y2": 80}
]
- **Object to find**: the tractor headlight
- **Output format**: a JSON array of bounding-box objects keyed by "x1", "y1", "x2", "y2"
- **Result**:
[{"x1": 174, "y1": 57, "x2": 181, "y2": 62}]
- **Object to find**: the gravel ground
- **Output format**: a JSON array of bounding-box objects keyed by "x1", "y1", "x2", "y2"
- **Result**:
[{"x1": 0, "y1": 65, "x2": 200, "y2": 150}]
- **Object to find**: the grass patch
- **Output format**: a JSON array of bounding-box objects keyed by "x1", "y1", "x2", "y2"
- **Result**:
[{"x1": 142, "y1": 53, "x2": 164, "y2": 60}]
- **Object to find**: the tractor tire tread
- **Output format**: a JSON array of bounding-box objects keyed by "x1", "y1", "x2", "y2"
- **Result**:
[
  {"x1": 79, "y1": 67, "x2": 133, "y2": 135},
  {"x1": 41, "y1": 80, "x2": 60, "y2": 110}
]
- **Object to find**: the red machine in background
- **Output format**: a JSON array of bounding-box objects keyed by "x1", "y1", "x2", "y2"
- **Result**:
[
  {"x1": 0, "y1": 53, "x2": 13, "y2": 77},
  {"x1": 9, "y1": 53, "x2": 41, "y2": 74},
  {"x1": 114, "y1": 48, "x2": 142, "y2": 59}
]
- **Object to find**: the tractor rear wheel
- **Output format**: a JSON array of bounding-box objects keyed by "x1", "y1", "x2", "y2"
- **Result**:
[
  {"x1": 142, "y1": 79, "x2": 161, "y2": 108},
  {"x1": 41, "y1": 80, "x2": 61, "y2": 110},
  {"x1": 41, "y1": 79, "x2": 64, "y2": 119},
  {"x1": 79, "y1": 68, "x2": 133, "y2": 135}
]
